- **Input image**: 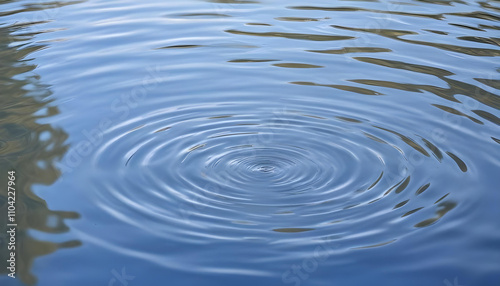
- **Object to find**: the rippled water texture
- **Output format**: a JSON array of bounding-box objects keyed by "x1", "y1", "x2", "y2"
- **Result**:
[{"x1": 1, "y1": 0, "x2": 499, "y2": 285}]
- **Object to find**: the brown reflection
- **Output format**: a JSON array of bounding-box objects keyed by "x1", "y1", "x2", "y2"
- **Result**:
[
  {"x1": 445, "y1": 151, "x2": 468, "y2": 172},
  {"x1": 395, "y1": 176, "x2": 411, "y2": 194},
  {"x1": 175, "y1": 12, "x2": 231, "y2": 17},
  {"x1": 0, "y1": 0, "x2": 83, "y2": 17},
  {"x1": 228, "y1": 58, "x2": 278, "y2": 63},
  {"x1": 0, "y1": 8, "x2": 80, "y2": 286},
  {"x1": 383, "y1": 176, "x2": 407, "y2": 196},
  {"x1": 307, "y1": 47, "x2": 391, "y2": 54},
  {"x1": 289, "y1": 6, "x2": 444, "y2": 20},
  {"x1": 291, "y1": 5, "x2": 500, "y2": 25},
  {"x1": 393, "y1": 199, "x2": 409, "y2": 209},
  {"x1": 480, "y1": 25, "x2": 500, "y2": 32},
  {"x1": 273, "y1": 63, "x2": 323, "y2": 68},
  {"x1": 415, "y1": 183, "x2": 431, "y2": 195},
  {"x1": 432, "y1": 104, "x2": 483, "y2": 124},
  {"x1": 414, "y1": 201, "x2": 456, "y2": 227},
  {"x1": 273, "y1": 228, "x2": 315, "y2": 233},
  {"x1": 447, "y1": 11, "x2": 500, "y2": 22},
  {"x1": 449, "y1": 23, "x2": 485, "y2": 32},
  {"x1": 344, "y1": 56, "x2": 500, "y2": 110},
  {"x1": 374, "y1": 126, "x2": 430, "y2": 156},
  {"x1": 353, "y1": 239, "x2": 396, "y2": 249},
  {"x1": 225, "y1": 29, "x2": 354, "y2": 41},
  {"x1": 333, "y1": 25, "x2": 500, "y2": 57},
  {"x1": 157, "y1": 44, "x2": 205, "y2": 49},
  {"x1": 471, "y1": 109, "x2": 500, "y2": 125},
  {"x1": 354, "y1": 57, "x2": 454, "y2": 77},
  {"x1": 275, "y1": 17, "x2": 321, "y2": 22},
  {"x1": 246, "y1": 23, "x2": 272, "y2": 26},
  {"x1": 402, "y1": 207, "x2": 424, "y2": 217},
  {"x1": 422, "y1": 138, "x2": 443, "y2": 161},
  {"x1": 291, "y1": 81, "x2": 382, "y2": 95}
]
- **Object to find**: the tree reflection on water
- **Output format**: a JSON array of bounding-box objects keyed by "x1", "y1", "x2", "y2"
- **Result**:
[{"x1": 0, "y1": 14, "x2": 80, "y2": 286}]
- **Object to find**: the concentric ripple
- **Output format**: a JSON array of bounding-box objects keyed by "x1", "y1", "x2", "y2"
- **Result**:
[{"x1": 90, "y1": 100, "x2": 466, "y2": 249}]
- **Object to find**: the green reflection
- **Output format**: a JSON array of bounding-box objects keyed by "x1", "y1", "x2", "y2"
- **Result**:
[{"x1": 0, "y1": 8, "x2": 80, "y2": 286}]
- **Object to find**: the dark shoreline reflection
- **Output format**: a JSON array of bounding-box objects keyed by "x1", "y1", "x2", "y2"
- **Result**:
[{"x1": 0, "y1": 7, "x2": 80, "y2": 286}]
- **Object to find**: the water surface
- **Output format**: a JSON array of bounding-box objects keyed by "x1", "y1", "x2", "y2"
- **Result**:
[{"x1": 0, "y1": 0, "x2": 499, "y2": 285}]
